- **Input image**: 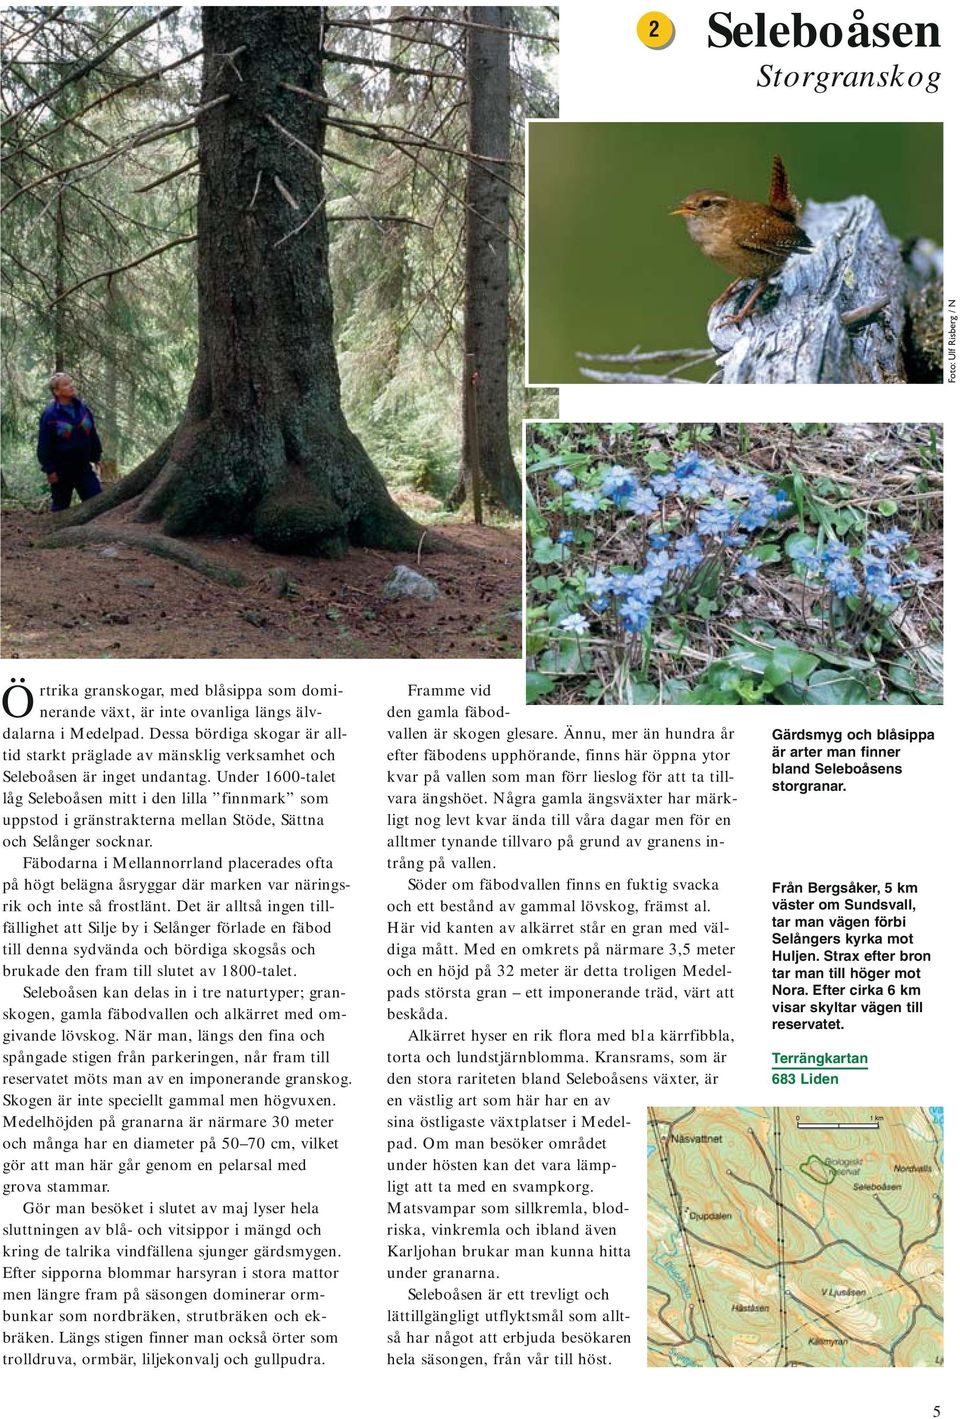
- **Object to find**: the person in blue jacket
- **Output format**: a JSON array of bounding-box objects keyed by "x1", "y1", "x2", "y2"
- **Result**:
[{"x1": 37, "y1": 371, "x2": 103, "y2": 511}]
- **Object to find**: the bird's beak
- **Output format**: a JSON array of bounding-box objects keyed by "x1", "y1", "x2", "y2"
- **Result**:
[{"x1": 670, "y1": 205, "x2": 693, "y2": 217}]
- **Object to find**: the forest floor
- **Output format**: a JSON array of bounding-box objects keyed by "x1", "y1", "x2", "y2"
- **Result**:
[
  {"x1": 526, "y1": 422, "x2": 943, "y2": 706},
  {"x1": 0, "y1": 496, "x2": 521, "y2": 660}
]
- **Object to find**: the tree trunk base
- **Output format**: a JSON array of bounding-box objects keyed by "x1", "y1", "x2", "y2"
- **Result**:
[
  {"x1": 49, "y1": 414, "x2": 451, "y2": 558},
  {"x1": 40, "y1": 524, "x2": 248, "y2": 586},
  {"x1": 446, "y1": 463, "x2": 521, "y2": 516},
  {"x1": 51, "y1": 430, "x2": 176, "y2": 528}
]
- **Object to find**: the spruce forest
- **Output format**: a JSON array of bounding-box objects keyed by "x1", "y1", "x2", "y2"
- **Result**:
[{"x1": 1, "y1": 5, "x2": 558, "y2": 658}]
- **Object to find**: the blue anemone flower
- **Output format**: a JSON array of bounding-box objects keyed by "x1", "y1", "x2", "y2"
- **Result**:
[
  {"x1": 556, "y1": 529, "x2": 574, "y2": 546},
  {"x1": 674, "y1": 534, "x2": 705, "y2": 570},
  {"x1": 824, "y1": 558, "x2": 859, "y2": 598},
  {"x1": 739, "y1": 492, "x2": 782, "y2": 531},
  {"x1": 867, "y1": 528, "x2": 911, "y2": 555},
  {"x1": 864, "y1": 561, "x2": 901, "y2": 611},
  {"x1": 626, "y1": 570, "x2": 666, "y2": 602},
  {"x1": 568, "y1": 490, "x2": 599, "y2": 514},
  {"x1": 733, "y1": 553, "x2": 762, "y2": 578},
  {"x1": 644, "y1": 549, "x2": 674, "y2": 576},
  {"x1": 795, "y1": 549, "x2": 824, "y2": 575},
  {"x1": 557, "y1": 613, "x2": 590, "y2": 635},
  {"x1": 821, "y1": 541, "x2": 849, "y2": 566},
  {"x1": 600, "y1": 466, "x2": 638, "y2": 506},
  {"x1": 675, "y1": 453, "x2": 715, "y2": 480},
  {"x1": 871, "y1": 588, "x2": 903, "y2": 613},
  {"x1": 625, "y1": 487, "x2": 659, "y2": 516},
  {"x1": 584, "y1": 571, "x2": 612, "y2": 598},
  {"x1": 650, "y1": 473, "x2": 677, "y2": 498},
  {"x1": 896, "y1": 565, "x2": 935, "y2": 586},
  {"x1": 738, "y1": 506, "x2": 768, "y2": 531},
  {"x1": 696, "y1": 502, "x2": 734, "y2": 537},
  {"x1": 552, "y1": 469, "x2": 576, "y2": 490},
  {"x1": 619, "y1": 598, "x2": 652, "y2": 633},
  {"x1": 677, "y1": 473, "x2": 712, "y2": 501}
]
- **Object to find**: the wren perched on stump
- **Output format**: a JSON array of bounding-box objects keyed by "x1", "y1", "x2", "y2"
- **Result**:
[{"x1": 672, "y1": 154, "x2": 814, "y2": 325}]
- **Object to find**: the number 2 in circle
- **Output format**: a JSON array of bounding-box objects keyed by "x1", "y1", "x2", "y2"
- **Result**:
[{"x1": 637, "y1": 13, "x2": 674, "y2": 49}]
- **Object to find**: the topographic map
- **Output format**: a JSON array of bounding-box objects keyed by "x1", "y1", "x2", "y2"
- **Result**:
[{"x1": 648, "y1": 1106, "x2": 943, "y2": 1367}]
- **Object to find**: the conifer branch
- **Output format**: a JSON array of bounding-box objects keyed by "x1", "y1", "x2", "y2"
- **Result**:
[
  {"x1": 48, "y1": 232, "x2": 197, "y2": 306},
  {"x1": 2, "y1": 7, "x2": 181, "y2": 126}
]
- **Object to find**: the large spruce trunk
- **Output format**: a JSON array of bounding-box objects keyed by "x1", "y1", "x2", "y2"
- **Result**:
[
  {"x1": 450, "y1": 6, "x2": 521, "y2": 514},
  {"x1": 125, "y1": 7, "x2": 423, "y2": 556}
]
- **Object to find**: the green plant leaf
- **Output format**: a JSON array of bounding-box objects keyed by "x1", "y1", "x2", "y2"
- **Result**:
[
  {"x1": 763, "y1": 647, "x2": 820, "y2": 688},
  {"x1": 800, "y1": 669, "x2": 872, "y2": 705},
  {"x1": 661, "y1": 677, "x2": 692, "y2": 702},
  {"x1": 688, "y1": 555, "x2": 722, "y2": 599},
  {"x1": 539, "y1": 640, "x2": 592, "y2": 674},
  {"x1": 676, "y1": 685, "x2": 741, "y2": 705},
  {"x1": 790, "y1": 465, "x2": 806, "y2": 531},
  {"x1": 525, "y1": 451, "x2": 591, "y2": 474},
  {"x1": 784, "y1": 532, "x2": 816, "y2": 559},
  {"x1": 736, "y1": 678, "x2": 773, "y2": 704},
  {"x1": 813, "y1": 646, "x2": 875, "y2": 670},
  {"x1": 619, "y1": 677, "x2": 658, "y2": 705},
  {"x1": 524, "y1": 484, "x2": 547, "y2": 535},
  {"x1": 876, "y1": 499, "x2": 898, "y2": 516},
  {"x1": 525, "y1": 671, "x2": 555, "y2": 704},
  {"x1": 886, "y1": 658, "x2": 917, "y2": 692},
  {"x1": 531, "y1": 536, "x2": 563, "y2": 565},
  {"x1": 829, "y1": 509, "x2": 865, "y2": 537},
  {"x1": 723, "y1": 644, "x2": 772, "y2": 675}
]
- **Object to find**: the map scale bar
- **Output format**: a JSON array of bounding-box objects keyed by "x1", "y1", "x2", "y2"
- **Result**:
[{"x1": 795, "y1": 1121, "x2": 879, "y2": 1130}]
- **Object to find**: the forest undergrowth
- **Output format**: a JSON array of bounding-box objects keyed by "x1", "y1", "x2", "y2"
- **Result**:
[{"x1": 525, "y1": 423, "x2": 943, "y2": 706}]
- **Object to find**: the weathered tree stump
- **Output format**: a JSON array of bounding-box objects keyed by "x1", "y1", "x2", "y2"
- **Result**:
[{"x1": 708, "y1": 196, "x2": 908, "y2": 383}]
